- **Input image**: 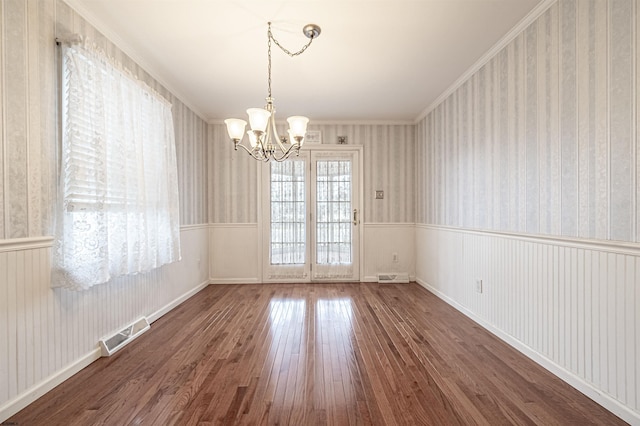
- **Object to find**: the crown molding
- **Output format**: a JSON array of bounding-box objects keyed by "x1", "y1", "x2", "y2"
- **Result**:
[
  {"x1": 61, "y1": 0, "x2": 208, "y2": 122},
  {"x1": 208, "y1": 118, "x2": 415, "y2": 126},
  {"x1": 414, "y1": 0, "x2": 557, "y2": 123}
]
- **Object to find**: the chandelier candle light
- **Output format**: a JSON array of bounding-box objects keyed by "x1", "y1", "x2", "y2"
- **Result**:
[{"x1": 225, "y1": 22, "x2": 321, "y2": 162}]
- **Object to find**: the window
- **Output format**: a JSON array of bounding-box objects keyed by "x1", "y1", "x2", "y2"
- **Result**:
[
  {"x1": 270, "y1": 160, "x2": 306, "y2": 265},
  {"x1": 52, "y1": 41, "x2": 181, "y2": 290},
  {"x1": 316, "y1": 160, "x2": 352, "y2": 264}
]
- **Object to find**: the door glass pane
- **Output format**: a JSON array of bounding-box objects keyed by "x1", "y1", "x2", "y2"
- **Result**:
[
  {"x1": 316, "y1": 160, "x2": 352, "y2": 264},
  {"x1": 270, "y1": 160, "x2": 305, "y2": 265}
]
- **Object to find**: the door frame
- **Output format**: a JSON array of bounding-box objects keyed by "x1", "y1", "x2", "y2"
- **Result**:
[{"x1": 257, "y1": 144, "x2": 364, "y2": 283}]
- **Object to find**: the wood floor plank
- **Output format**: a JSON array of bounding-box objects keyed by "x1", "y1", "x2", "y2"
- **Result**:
[{"x1": 8, "y1": 283, "x2": 628, "y2": 425}]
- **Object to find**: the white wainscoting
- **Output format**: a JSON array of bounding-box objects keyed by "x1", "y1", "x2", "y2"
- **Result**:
[
  {"x1": 362, "y1": 223, "x2": 415, "y2": 282},
  {"x1": 209, "y1": 223, "x2": 261, "y2": 284},
  {"x1": 0, "y1": 225, "x2": 210, "y2": 422},
  {"x1": 415, "y1": 224, "x2": 640, "y2": 424},
  {"x1": 209, "y1": 223, "x2": 416, "y2": 284}
]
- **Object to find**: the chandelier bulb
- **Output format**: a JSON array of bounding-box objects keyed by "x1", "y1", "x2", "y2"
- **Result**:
[
  {"x1": 287, "y1": 116, "x2": 309, "y2": 139},
  {"x1": 246, "y1": 108, "x2": 271, "y2": 133},
  {"x1": 224, "y1": 118, "x2": 247, "y2": 141}
]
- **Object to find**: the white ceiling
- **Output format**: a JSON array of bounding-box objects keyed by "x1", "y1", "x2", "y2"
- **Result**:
[{"x1": 65, "y1": 0, "x2": 544, "y2": 123}]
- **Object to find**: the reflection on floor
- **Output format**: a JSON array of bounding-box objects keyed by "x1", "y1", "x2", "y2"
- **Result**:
[{"x1": 9, "y1": 283, "x2": 627, "y2": 425}]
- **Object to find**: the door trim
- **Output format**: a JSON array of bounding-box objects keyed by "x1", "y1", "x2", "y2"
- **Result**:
[{"x1": 257, "y1": 144, "x2": 363, "y2": 283}]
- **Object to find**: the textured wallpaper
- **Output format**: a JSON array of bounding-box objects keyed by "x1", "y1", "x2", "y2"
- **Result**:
[
  {"x1": 0, "y1": 0, "x2": 57, "y2": 239},
  {"x1": 208, "y1": 123, "x2": 260, "y2": 224},
  {"x1": 0, "y1": 0, "x2": 208, "y2": 239},
  {"x1": 208, "y1": 123, "x2": 415, "y2": 224},
  {"x1": 313, "y1": 124, "x2": 415, "y2": 224},
  {"x1": 417, "y1": 0, "x2": 640, "y2": 244}
]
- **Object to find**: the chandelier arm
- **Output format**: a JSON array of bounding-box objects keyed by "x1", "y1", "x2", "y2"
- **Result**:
[
  {"x1": 234, "y1": 142, "x2": 260, "y2": 157},
  {"x1": 270, "y1": 115, "x2": 288, "y2": 152},
  {"x1": 234, "y1": 139, "x2": 273, "y2": 162},
  {"x1": 253, "y1": 149, "x2": 269, "y2": 162},
  {"x1": 272, "y1": 144, "x2": 301, "y2": 162},
  {"x1": 275, "y1": 137, "x2": 287, "y2": 152},
  {"x1": 264, "y1": 119, "x2": 272, "y2": 150}
]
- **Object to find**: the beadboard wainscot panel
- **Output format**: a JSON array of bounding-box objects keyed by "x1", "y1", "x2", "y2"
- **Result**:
[
  {"x1": 415, "y1": 225, "x2": 640, "y2": 424},
  {"x1": 0, "y1": 225, "x2": 210, "y2": 422},
  {"x1": 362, "y1": 223, "x2": 415, "y2": 282},
  {"x1": 210, "y1": 222, "x2": 416, "y2": 284},
  {"x1": 0, "y1": 1, "x2": 210, "y2": 423},
  {"x1": 209, "y1": 122, "x2": 416, "y2": 283},
  {"x1": 209, "y1": 223, "x2": 261, "y2": 284},
  {"x1": 416, "y1": 2, "x2": 640, "y2": 420}
]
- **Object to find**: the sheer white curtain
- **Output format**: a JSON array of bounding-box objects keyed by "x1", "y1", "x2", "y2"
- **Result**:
[{"x1": 52, "y1": 41, "x2": 181, "y2": 291}]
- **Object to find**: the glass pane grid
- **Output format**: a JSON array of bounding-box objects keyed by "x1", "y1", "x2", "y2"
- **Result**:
[
  {"x1": 316, "y1": 160, "x2": 352, "y2": 265},
  {"x1": 270, "y1": 161, "x2": 306, "y2": 265}
]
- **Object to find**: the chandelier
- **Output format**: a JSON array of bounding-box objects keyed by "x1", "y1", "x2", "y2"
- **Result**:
[{"x1": 224, "y1": 22, "x2": 321, "y2": 162}]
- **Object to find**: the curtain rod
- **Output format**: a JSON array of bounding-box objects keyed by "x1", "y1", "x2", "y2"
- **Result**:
[{"x1": 55, "y1": 34, "x2": 83, "y2": 46}]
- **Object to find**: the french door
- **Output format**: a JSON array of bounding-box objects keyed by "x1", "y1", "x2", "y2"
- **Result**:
[{"x1": 261, "y1": 148, "x2": 360, "y2": 282}]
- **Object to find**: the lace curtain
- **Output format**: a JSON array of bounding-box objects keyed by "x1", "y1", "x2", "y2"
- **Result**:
[
  {"x1": 270, "y1": 160, "x2": 306, "y2": 265},
  {"x1": 52, "y1": 41, "x2": 181, "y2": 291}
]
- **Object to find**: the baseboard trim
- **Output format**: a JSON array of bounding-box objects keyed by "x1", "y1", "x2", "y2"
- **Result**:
[
  {"x1": 0, "y1": 349, "x2": 101, "y2": 422},
  {"x1": 414, "y1": 278, "x2": 640, "y2": 425},
  {"x1": 147, "y1": 279, "x2": 209, "y2": 323},
  {"x1": 209, "y1": 278, "x2": 261, "y2": 285},
  {"x1": 363, "y1": 275, "x2": 416, "y2": 283},
  {"x1": 0, "y1": 279, "x2": 210, "y2": 424}
]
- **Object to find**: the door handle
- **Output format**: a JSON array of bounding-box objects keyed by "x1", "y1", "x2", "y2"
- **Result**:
[{"x1": 353, "y1": 209, "x2": 359, "y2": 226}]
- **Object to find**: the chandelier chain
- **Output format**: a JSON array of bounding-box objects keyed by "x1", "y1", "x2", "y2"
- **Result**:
[
  {"x1": 267, "y1": 27, "x2": 272, "y2": 98},
  {"x1": 268, "y1": 22, "x2": 315, "y2": 58},
  {"x1": 225, "y1": 22, "x2": 319, "y2": 163},
  {"x1": 267, "y1": 22, "x2": 315, "y2": 99},
  {"x1": 270, "y1": 33, "x2": 314, "y2": 57}
]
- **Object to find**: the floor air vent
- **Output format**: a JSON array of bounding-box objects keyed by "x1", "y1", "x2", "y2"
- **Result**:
[
  {"x1": 99, "y1": 317, "x2": 150, "y2": 357},
  {"x1": 377, "y1": 272, "x2": 409, "y2": 283}
]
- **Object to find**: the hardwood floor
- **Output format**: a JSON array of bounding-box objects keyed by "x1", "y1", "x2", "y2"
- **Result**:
[{"x1": 10, "y1": 283, "x2": 626, "y2": 425}]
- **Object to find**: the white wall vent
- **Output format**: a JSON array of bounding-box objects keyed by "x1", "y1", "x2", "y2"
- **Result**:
[
  {"x1": 377, "y1": 272, "x2": 409, "y2": 283},
  {"x1": 99, "y1": 317, "x2": 150, "y2": 357}
]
